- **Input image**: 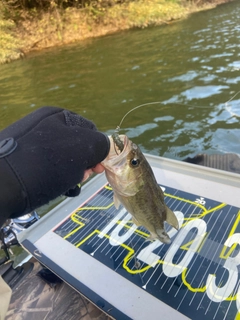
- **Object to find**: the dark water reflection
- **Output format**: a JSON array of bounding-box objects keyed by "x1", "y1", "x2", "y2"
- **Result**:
[{"x1": 0, "y1": 1, "x2": 240, "y2": 159}]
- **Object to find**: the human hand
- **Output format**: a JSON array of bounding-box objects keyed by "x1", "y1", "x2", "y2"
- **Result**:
[
  {"x1": 82, "y1": 163, "x2": 105, "y2": 182},
  {"x1": 0, "y1": 107, "x2": 110, "y2": 224}
]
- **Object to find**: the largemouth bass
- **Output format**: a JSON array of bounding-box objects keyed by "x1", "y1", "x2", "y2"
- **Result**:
[{"x1": 101, "y1": 134, "x2": 179, "y2": 244}]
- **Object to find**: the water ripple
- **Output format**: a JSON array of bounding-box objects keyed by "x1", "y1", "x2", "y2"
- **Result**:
[
  {"x1": 180, "y1": 85, "x2": 229, "y2": 100},
  {"x1": 125, "y1": 123, "x2": 158, "y2": 138},
  {"x1": 168, "y1": 71, "x2": 199, "y2": 82}
]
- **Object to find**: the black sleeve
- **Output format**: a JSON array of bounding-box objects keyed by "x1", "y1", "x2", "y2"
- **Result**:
[{"x1": 0, "y1": 106, "x2": 110, "y2": 226}]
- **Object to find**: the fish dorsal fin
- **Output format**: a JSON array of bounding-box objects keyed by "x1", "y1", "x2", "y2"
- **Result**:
[
  {"x1": 165, "y1": 206, "x2": 179, "y2": 230},
  {"x1": 113, "y1": 193, "x2": 121, "y2": 209}
]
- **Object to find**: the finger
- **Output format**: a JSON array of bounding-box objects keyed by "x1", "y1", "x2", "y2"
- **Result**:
[
  {"x1": 82, "y1": 169, "x2": 93, "y2": 182},
  {"x1": 92, "y1": 163, "x2": 105, "y2": 174}
]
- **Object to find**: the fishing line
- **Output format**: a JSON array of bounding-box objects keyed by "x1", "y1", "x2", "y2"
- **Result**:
[
  {"x1": 116, "y1": 101, "x2": 163, "y2": 131},
  {"x1": 225, "y1": 90, "x2": 240, "y2": 105},
  {"x1": 115, "y1": 90, "x2": 240, "y2": 132}
]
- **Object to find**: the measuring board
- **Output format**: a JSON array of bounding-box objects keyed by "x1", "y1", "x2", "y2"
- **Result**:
[{"x1": 19, "y1": 155, "x2": 240, "y2": 320}]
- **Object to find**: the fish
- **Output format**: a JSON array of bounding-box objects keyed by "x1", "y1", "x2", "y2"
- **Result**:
[{"x1": 101, "y1": 134, "x2": 179, "y2": 244}]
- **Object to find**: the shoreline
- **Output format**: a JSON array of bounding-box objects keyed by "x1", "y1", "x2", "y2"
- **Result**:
[{"x1": 0, "y1": 0, "x2": 235, "y2": 64}]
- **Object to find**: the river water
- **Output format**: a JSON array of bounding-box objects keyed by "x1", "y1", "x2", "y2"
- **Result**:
[
  {"x1": 1, "y1": 1, "x2": 240, "y2": 160},
  {"x1": 0, "y1": 0, "x2": 239, "y2": 267}
]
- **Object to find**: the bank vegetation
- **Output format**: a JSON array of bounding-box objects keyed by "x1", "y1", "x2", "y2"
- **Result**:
[{"x1": 0, "y1": 0, "x2": 235, "y2": 64}]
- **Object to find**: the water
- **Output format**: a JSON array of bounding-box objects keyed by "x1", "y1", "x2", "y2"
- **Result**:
[{"x1": 0, "y1": 1, "x2": 240, "y2": 161}]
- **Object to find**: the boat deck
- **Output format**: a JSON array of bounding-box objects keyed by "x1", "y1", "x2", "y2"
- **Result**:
[
  {"x1": 6, "y1": 258, "x2": 111, "y2": 320},
  {"x1": 16, "y1": 155, "x2": 240, "y2": 320}
]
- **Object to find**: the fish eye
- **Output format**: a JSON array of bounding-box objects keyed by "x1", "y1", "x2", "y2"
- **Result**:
[{"x1": 131, "y1": 158, "x2": 140, "y2": 167}]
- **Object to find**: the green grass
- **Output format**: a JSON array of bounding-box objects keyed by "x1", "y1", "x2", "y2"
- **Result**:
[
  {"x1": 0, "y1": 0, "x2": 234, "y2": 64},
  {"x1": 0, "y1": 4, "x2": 23, "y2": 64},
  {"x1": 105, "y1": 0, "x2": 187, "y2": 28}
]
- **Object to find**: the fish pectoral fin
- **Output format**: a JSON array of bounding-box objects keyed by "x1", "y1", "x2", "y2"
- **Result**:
[
  {"x1": 132, "y1": 216, "x2": 140, "y2": 226},
  {"x1": 113, "y1": 193, "x2": 121, "y2": 209},
  {"x1": 165, "y1": 206, "x2": 179, "y2": 230}
]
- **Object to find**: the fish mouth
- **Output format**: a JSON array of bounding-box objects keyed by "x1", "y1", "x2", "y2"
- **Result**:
[
  {"x1": 102, "y1": 134, "x2": 130, "y2": 168},
  {"x1": 113, "y1": 134, "x2": 128, "y2": 155}
]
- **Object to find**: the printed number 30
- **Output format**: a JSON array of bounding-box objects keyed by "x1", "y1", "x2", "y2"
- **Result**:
[{"x1": 206, "y1": 233, "x2": 240, "y2": 303}]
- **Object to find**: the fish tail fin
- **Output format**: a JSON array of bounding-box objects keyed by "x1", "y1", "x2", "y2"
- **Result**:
[
  {"x1": 165, "y1": 206, "x2": 179, "y2": 230},
  {"x1": 156, "y1": 229, "x2": 171, "y2": 244}
]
